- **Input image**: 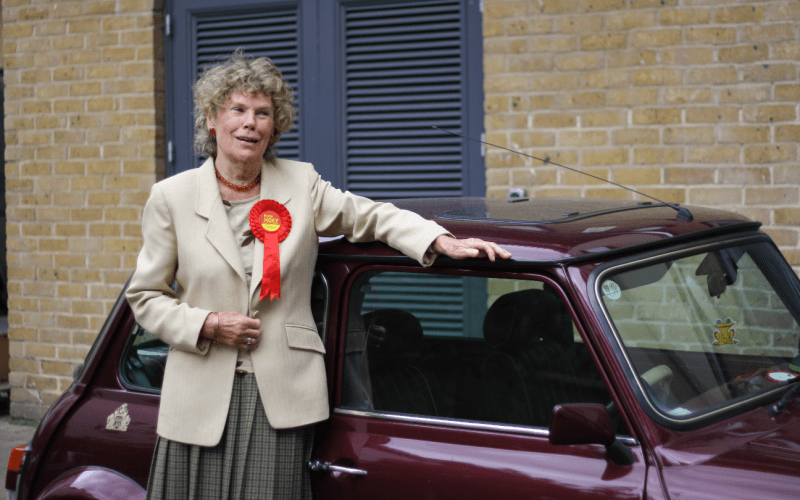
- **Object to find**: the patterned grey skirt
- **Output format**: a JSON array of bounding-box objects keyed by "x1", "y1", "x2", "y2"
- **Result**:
[{"x1": 146, "y1": 373, "x2": 314, "y2": 500}]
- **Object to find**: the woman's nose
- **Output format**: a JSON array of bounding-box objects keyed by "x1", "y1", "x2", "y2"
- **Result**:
[{"x1": 243, "y1": 111, "x2": 256, "y2": 128}]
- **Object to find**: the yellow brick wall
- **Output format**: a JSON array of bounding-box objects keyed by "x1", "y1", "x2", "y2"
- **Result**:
[
  {"x1": 484, "y1": 0, "x2": 800, "y2": 272},
  {"x1": 3, "y1": 0, "x2": 164, "y2": 419}
]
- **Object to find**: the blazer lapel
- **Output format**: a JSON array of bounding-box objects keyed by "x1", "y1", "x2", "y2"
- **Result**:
[
  {"x1": 250, "y1": 158, "x2": 292, "y2": 301},
  {"x1": 195, "y1": 158, "x2": 247, "y2": 285}
]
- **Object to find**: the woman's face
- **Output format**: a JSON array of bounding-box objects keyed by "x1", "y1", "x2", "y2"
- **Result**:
[{"x1": 207, "y1": 90, "x2": 275, "y2": 170}]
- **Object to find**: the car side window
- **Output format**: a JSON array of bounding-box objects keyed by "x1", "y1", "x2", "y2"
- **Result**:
[
  {"x1": 340, "y1": 271, "x2": 623, "y2": 432},
  {"x1": 121, "y1": 323, "x2": 169, "y2": 391}
]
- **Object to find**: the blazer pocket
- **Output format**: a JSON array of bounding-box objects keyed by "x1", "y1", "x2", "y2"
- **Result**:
[{"x1": 285, "y1": 324, "x2": 326, "y2": 354}]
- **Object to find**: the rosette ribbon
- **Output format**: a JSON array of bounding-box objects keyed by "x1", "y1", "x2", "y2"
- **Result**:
[{"x1": 249, "y1": 200, "x2": 292, "y2": 301}]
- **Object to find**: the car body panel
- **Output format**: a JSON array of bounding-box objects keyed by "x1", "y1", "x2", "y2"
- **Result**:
[{"x1": 35, "y1": 467, "x2": 145, "y2": 500}]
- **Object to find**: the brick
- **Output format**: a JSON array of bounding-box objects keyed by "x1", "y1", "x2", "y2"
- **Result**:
[
  {"x1": 685, "y1": 107, "x2": 739, "y2": 123},
  {"x1": 606, "y1": 11, "x2": 656, "y2": 30},
  {"x1": 554, "y1": 54, "x2": 603, "y2": 71},
  {"x1": 741, "y1": 63, "x2": 796, "y2": 84},
  {"x1": 510, "y1": 132, "x2": 556, "y2": 148},
  {"x1": 776, "y1": 84, "x2": 800, "y2": 101},
  {"x1": 744, "y1": 145, "x2": 794, "y2": 164},
  {"x1": 533, "y1": 113, "x2": 576, "y2": 128},
  {"x1": 483, "y1": 1, "x2": 527, "y2": 19},
  {"x1": 581, "y1": 149, "x2": 628, "y2": 166},
  {"x1": 685, "y1": 67, "x2": 738, "y2": 85},
  {"x1": 743, "y1": 105, "x2": 796, "y2": 123},
  {"x1": 718, "y1": 125, "x2": 769, "y2": 144},
  {"x1": 662, "y1": 48, "x2": 713, "y2": 66},
  {"x1": 740, "y1": 24, "x2": 795, "y2": 43},
  {"x1": 719, "y1": 44, "x2": 769, "y2": 64},
  {"x1": 662, "y1": 87, "x2": 711, "y2": 105},
  {"x1": 580, "y1": 34, "x2": 626, "y2": 51},
  {"x1": 557, "y1": 16, "x2": 602, "y2": 34},
  {"x1": 719, "y1": 167, "x2": 771, "y2": 186},
  {"x1": 582, "y1": 0, "x2": 625, "y2": 13},
  {"x1": 485, "y1": 75, "x2": 528, "y2": 93},
  {"x1": 633, "y1": 108, "x2": 681, "y2": 125},
  {"x1": 613, "y1": 167, "x2": 660, "y2": 185},
  {"x1": 607, "y1": 89, "x2": 657, "y2": 106},
  {"x1": 664, "y1": 127, "x2": 714, "y2": 145},
  {"x1": 665, "y1": 167, "x2": 713, "y2": 185},
  {"x1": 718, "y1": 86, "x2": 770, "y2": 104},
  {"x1": 714, "y1": 5, "x2": 765, "y2": 24},
  {"x1": 634, "y1": 147, "x2": 683, "y2": 165},
  {"x1": 632, "y1": 68, "x2": 682, "y2": 86},
  {"x1": 775, "y1": 208, "x2": 800, "y2": 226},
  {"x1": 745, "y1": 187, "x2": 799, "y2": 206},
  {"x1": 68, "y1": 18, "x2": 102, "y2": 34},
  {"x1": 561, "y1": 131, "x2": 607, "y2": 147},
  {"x1": 608, "y1": 50, "x2": 657, "y2": 68},
  {"x1": 562, "y1": 167, "x2": 608, "y2": 186},
  {"x1": 612, "y1": 129, "x2": 659, "y2": 145},
  {"x1": 688, "y1": 187, "x2": 742, "y2": 206},
  {"x1": 554, "y1": 91, "x2": 606, "y2": 108},
  {"x1": 686, "y1": 146, "x2": 739, "y2": 164},
  {"x1": 773, "y1": 42, "x2": 800, "y2": 61},
  {"x1": 529, "y1": 36, "x2": 576, "y2": 53},
  {"x1": 659, "y1": 8, "x2": 710, "y2": 25},
  {"x1": 630, "y1": 29, "x2": 681, "y2": 47},
  {"x1": 536, "y1": 0, "x2": 580, "y2": 15},
  {"x1": 776, "y1": 125, "x2": 800, "y2": 143},
  {"x1": 581, "y1": 70, "x2": 628, "y2": 89},
  {"x1": 685, "y1": 27, "x2": 735, "y2": 44},
  {"x1": 581, "y1": 110, "x2": 625, "y2": 127}
]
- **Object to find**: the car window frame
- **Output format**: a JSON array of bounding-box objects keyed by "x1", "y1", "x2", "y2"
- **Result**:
[
  {"x1": 589, "y1": 231, "x2": 796, "y2": 430},
  {"x1": 333, "y1": 264, "x2": 636, "y2": 444}
]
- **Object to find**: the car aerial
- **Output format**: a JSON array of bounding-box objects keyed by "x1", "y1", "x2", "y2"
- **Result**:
[{"x1": 6, "y1": 196, "x2": 800, "y2": 500}]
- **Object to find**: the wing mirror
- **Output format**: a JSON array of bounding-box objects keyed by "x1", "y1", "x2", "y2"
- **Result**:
[{"x1": 549, "y1": 403, "x2": 634, "y2": 466}]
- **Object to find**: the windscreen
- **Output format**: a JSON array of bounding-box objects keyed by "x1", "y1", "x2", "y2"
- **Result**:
[{"x1": 599, "y1": 241, "x2": 800, "y2": 421}]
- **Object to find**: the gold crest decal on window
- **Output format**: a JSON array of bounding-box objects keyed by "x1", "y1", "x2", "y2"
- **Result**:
[
  {"x1": 712, "y1": 319, "x2": 738, "y2": 346},
  {"x1": 106, "y1": 403, "x2": 131, "y2": 432}
]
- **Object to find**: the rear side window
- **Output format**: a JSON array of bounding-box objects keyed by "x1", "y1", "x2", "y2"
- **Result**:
[
  {"x1": 121, "y1": 324, "x2": 168, "y2": 391},
  {"x1": 340, "y1": 271, "x2": 622, "y2": 432}
]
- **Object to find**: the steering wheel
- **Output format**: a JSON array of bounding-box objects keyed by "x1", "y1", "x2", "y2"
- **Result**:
[
  {"x1": 640, "y1": 365, "x2": 673, "y2": 403},
  {"x1": 607, "y1": 365, "x2": 673, "y2": 424}
]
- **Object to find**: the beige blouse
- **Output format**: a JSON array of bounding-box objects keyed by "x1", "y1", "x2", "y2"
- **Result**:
[{"x1": 223, "y1": 195, "x2": 259, "y2": 373}]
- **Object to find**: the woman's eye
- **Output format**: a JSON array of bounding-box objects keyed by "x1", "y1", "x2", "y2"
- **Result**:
[{"x1": 258, "y1": 110, "x2": 274, "y2": 117}]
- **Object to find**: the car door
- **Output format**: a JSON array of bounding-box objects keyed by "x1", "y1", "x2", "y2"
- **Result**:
[{"x1": 311, "y1": 266, "x2": 647, "y2": 499}]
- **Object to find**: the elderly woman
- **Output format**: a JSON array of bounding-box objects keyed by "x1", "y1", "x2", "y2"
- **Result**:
[{"x1": 126, "y1": 52, "x2": 510, "y2": 499}]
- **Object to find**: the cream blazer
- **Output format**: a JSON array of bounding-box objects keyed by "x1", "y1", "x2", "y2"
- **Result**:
[{"x1": 126, "y1": 158, "x2": 448, "y2": 446}]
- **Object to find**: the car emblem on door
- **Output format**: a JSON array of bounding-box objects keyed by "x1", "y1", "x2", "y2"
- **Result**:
[{"x1": 106, "y1": 403, "x2": 131, "y2": 432}]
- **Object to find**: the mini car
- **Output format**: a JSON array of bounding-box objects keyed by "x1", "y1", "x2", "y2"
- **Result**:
[{"x1": 7, "y1": 197, "x2": 800, "y2": 500}]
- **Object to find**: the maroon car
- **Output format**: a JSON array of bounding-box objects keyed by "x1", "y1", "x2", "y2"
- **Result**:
[{"x1": 6, "y1": 197, "x2": 800, "y2": 500}]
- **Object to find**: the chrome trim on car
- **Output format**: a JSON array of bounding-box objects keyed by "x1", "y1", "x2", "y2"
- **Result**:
[
  {"x1": 334, "y1": 408, "x2": 638, "y2": 446},
  {"x1": 593, "y1": 234, "x2": 790, "y2": 427}
]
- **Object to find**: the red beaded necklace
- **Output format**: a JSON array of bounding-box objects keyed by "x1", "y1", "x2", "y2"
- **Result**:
[{"x1": 215, "y1": 167, "x2": 261, "y2": 192}]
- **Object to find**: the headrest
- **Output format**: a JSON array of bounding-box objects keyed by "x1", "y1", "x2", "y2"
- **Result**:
[
  {"x1": 362, "y1": 309, "x2": 424, "y2": 366},
  {"x1": 483, "y1": 288, "x2": 573, "y2": 350}
]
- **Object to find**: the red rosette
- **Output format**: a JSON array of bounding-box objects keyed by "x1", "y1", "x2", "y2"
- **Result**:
[{"x1": 249, "y1": 200, "x2": 292, "y2": 300}]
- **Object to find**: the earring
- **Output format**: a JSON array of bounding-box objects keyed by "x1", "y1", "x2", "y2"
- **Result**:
[{"x1": 209, "y1": 128, "x2": 216, "y2": 137}]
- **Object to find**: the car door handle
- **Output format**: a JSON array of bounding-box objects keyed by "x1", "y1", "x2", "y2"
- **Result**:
[{"x1": 307, "y1": 460, "x2": 368, "y2": 476}]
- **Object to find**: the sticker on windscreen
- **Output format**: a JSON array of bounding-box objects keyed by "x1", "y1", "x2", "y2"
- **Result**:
[
  {"x1": 602, "y1": 281, "x2": 621, "y2": 300},
  {"x1": 712, "y1": 319, "x2": 738, "y2": 346},
  {"x1": 767, "y1": 371, "x2": 798, "y2": 383}
]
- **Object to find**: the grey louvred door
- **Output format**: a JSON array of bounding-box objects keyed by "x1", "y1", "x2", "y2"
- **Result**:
[{"x1": 343, "y1": 0, "x2": 470, "y2": 199}]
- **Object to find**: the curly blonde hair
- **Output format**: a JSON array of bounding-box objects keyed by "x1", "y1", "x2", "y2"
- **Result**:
[{"x1": 193, "y1": 50, "x2": 296, "y2": 161}]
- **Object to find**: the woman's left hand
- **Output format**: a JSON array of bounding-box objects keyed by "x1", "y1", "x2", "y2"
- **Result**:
[{"x1": 433, "y1": 235, "x2": 512, "y2": 262}]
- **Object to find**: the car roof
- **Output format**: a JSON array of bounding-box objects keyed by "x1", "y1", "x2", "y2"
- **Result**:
[{"x1": 318, "y1": 197, "x2": 760, "y2": 264}]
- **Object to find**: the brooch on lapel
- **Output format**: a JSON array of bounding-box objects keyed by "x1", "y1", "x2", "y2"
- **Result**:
[{"x1": 249, "y1": 200, "x2": 292, "y2": 300}]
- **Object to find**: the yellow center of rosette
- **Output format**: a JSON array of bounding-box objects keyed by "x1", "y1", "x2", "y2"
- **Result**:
[{"x1": 261, "y1": 211, "x2": 281, "y2": 232}]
